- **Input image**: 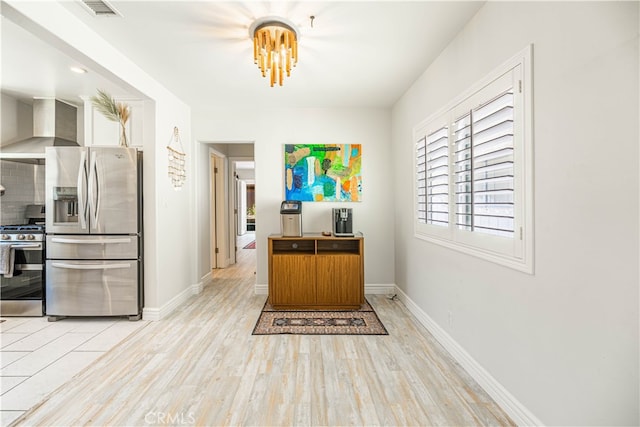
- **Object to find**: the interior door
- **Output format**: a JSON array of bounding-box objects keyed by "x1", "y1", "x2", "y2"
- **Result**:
[
  {"x1": 210, "y1": 154, "x2": 218, "y2": 269},
  {"x1": 210, "y1": 154, "x2": 228, "y2": 269},
  {"x1": 214, "y1": 156, "x2": 227, "y2": 267}
]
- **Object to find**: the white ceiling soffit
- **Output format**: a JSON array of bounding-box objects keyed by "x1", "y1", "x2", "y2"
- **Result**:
[
  {"x1": 0, "y1": 12, "x2": 139, "y2": 104},
  {"x1": 80, "y1": 0, "x2": 121, "y2": 17}
]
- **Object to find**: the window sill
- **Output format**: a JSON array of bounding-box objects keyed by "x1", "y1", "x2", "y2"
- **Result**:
[{"x1": 415, "y1": 232, "x2": 533, "y2": 274}]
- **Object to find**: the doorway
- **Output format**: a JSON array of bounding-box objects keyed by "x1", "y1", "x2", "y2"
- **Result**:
[
  {"x1": 233, "y1": 160, "x2": 255, "y2": 261},
  {"x1": 206, "y1": 143, "x2": 255, "y2": 272}
]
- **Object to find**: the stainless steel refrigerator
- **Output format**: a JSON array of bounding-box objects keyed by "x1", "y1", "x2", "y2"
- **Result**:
[{"x1": 45, "y1": 146, "x2": 142, "y2": 320}]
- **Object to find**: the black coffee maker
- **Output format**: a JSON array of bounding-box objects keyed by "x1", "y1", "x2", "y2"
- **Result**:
[{"x1": 332, "y1": 208, "x2": 354, "y2": 237}]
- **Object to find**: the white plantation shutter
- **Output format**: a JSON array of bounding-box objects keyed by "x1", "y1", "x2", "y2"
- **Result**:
[
  {"x1": 454, "y1": 89, "x2": 515, "y2": 237},
  {"x1": 413, "y1": 46, "x2": 533, "y2": 273},
  {"x1": 425, "y1": 126, "x2": 449, "y2": 226},
  {"x1": 416, "y1": 137, "x2": 427, "y2": 223},
  {"x1": 471, "y1": 89, "x2": 515, "y2": 237},
  {"x1": 454, "y1": 113, "x2": 472, "y2": 231}
]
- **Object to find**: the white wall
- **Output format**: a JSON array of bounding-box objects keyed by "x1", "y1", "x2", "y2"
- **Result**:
[
  {"x1": 193, "y1": 107, "x2": 395, "y2": 290},
  {"x1": 5, "y1": 1, "x2": 195, "y2": 317},
  {"x1": 236, "y1": 168, "x2": 254, "y2": 181},
  {"x1": 195, "y1": 141, "x2": 212, "y2": 281},
  {"x1": 0, "y1": 94, "x2": 31, "y2": 145},
  {"x1": 391, "y1": 2, "x2": 639, "y2": 425}
]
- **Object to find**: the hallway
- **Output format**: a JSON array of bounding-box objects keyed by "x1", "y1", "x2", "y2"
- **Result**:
[{"x1": 11, "y1": 240, "x2": 513, "y2": 426}]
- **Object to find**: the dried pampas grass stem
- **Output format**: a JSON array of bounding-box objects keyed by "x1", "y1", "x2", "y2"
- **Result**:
[{"x1": 90, "y1": 89, "x2": 131, "y2": 147}]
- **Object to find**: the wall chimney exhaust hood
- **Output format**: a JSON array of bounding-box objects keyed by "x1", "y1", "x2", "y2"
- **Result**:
[{"x1": 0, "y1": 98, "x2": 79, "y2": 164}]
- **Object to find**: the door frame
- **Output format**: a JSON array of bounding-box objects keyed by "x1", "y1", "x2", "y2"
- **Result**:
[
  {"x1": 237, "y1": 179, "x2": 247, "y2": 235},
  {"x1": 210, "y1": 151, "x2": 228, "y2": 269}
]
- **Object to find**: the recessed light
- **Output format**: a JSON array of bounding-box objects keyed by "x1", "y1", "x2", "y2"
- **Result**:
[{"x1": 70, "y1": 66, "x2": 87, "y2": 74}]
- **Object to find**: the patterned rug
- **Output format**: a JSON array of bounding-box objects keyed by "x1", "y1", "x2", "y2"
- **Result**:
[
  {"x1": 252, "y1": 299, "x2": 388, "y2": 335},
  {"x1": 243, "y1": 240, "x2": 256, "y2": 249}
]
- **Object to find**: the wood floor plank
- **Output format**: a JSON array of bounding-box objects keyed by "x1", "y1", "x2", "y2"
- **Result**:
[{"x1": 10, "y1": 246, "x2": 514, "y2": 427}]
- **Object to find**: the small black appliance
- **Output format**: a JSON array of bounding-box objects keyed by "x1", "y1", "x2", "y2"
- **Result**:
[{"x1": 332, "y1": 208, "x2": 354, "y2": 237}]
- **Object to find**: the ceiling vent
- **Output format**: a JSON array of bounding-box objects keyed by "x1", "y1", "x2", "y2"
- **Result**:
[{"x1": 80, "y1": 0, "x2": 121, "y2": 17}]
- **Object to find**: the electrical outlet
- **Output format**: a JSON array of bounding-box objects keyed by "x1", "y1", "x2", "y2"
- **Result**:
[{"x1": 447, "y1": 311, "x2": 453, "y2": 327}]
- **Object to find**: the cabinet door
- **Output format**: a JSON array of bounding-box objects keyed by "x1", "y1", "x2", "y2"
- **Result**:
[
  {"x1": 271, "y1": 254, "x2": 316, "y2": 305},
  {"x1": 316, "y1": 255, "x2": 362, "y2": 306}
]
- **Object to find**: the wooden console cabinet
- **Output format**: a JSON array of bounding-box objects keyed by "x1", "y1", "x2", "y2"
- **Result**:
[{"x1": 268, "y1": 234, "x2": 364, "y2": 310}]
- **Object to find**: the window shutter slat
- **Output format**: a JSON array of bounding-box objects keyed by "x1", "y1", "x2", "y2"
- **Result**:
[{"x1": 424, "y1": 126, "x2": 449, "y2": 227}]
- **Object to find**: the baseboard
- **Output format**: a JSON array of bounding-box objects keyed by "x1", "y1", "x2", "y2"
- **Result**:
[
  {"x1": 192, "y1": 280, "x2": 204, "y2": 295},
  {"x1": 394, "y1": 286, "x2": 543, "y2": 427},
  {"x1": 365, "y1": 283, "x2": 396, "y2": 294},
  {"x1": 201, "y1": 271, "x2": 212, "y2": 284},
  {"x1": 142, "y1": 282, "x2": 203, "y2": 321},
  {"x1": 254, "y1": 283, "x2": 396, "y2": 296}
]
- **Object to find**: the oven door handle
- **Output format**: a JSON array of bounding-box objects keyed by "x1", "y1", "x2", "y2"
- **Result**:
[
  {"x1": 51, "y1": 262, "x2": 132, "y2": 270},
  {"x1": 50, "y1": 237, "x2": 132, "y2": 245},
  {"x1": 1, "y1": 243, "x2": 42, "y2": 250},
  {"x1": 15, "y1": 264, "x2": 43, "y2": 271}
]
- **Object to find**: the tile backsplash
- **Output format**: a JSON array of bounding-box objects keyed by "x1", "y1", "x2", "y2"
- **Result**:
[{"x1": 0, "y1": 160, "x2": 45, "y2": 225}]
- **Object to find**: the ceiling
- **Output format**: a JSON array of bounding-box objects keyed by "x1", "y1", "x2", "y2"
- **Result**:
[{"x1": 1, "y1": 1, "x2": 483, "y2": 112}]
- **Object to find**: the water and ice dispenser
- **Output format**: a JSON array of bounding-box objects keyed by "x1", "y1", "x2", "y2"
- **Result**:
[
  {"x1": 280, "y1": 200, "x2": 302, "y2": 237},
  {"x1": 52, "y1": 187, "x2": 79, "y2": 224}
]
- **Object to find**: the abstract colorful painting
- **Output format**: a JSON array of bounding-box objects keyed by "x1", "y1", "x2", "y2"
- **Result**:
[{"x1": 284, "y1": 144, "x2": 362, "y2": 202}]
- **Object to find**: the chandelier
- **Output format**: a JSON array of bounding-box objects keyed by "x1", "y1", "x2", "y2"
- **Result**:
[{"x1": 250, "y1": 17, "x2": 299, "y2": 87}]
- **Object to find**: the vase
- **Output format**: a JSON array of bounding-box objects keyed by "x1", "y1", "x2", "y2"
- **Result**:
[{"x1": 119, "y1": 121, "x2": 129, "y2": 147}]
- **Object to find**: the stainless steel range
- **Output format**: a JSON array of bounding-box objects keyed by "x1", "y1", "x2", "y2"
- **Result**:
[{"x1": 0, "y1": 224, "x2": 45, "y2": 316}]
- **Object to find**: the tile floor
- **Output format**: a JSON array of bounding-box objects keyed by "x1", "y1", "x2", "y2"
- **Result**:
[
  {"x1": 0, "y1": 316, "x2": 148, "y2": 426},
  {"x1": 0, "y1": 231, "x2": 253, "y2": 426}
]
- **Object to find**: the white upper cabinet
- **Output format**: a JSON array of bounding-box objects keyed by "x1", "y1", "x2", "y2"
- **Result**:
[{"x1": 83, "y1": 98, "x2": 144, "y2": 147}]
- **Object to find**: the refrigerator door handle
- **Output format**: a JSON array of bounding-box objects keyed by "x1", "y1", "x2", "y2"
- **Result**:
[
  {"x1": 77, "y1": 150, "x2": 88, "y2": 230},
  {"x1": 88, "y1": 150, "x2": 101, "y2": 230},
  {"x1": 51, "y1": 262, "x2": 132, "y2": 270},
  {"x1": 50, "y1": 237, "x2": 133, "y2": 245}
]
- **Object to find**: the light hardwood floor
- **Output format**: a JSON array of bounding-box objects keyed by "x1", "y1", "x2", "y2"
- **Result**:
[{"x1": 12, "y1": 239, "x2": 514, "y2": 426}]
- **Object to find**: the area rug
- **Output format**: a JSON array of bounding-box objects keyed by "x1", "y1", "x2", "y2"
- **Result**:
[
  {"x1": 252, "y1": 299, "x2": 388, "y2": 335},
  {"x1": 243, "y1": 240, "x2": 256, "y2": 249}
]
